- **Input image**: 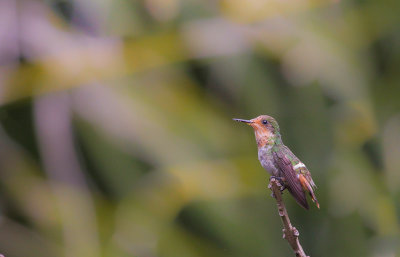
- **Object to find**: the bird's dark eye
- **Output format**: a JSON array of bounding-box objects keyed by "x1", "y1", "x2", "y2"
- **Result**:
[{"x1": 262, "y1": 120, "x2": 268, "y2": 125}]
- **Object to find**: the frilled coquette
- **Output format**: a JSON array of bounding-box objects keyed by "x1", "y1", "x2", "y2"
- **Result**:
[{"x1": 234, "y1": 115, "x2": 319, "y2": 210}]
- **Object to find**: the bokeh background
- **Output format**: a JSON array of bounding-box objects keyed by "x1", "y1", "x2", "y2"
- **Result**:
[{"x1": 0, "y1": 0, "x2": 400, "y2": 256}]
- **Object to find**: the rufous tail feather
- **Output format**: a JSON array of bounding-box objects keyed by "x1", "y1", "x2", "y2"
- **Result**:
[
  {"x1": 299, "y1": 174, "x2": 320, "y2": 209},
  {"x1": 309, "y1": 190, "x2": 320, "y2": 209}
]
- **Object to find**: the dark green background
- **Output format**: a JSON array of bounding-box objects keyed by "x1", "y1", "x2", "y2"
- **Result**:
[{"x1": 0, "y1": 0, "x2": 399, "y2": 256}]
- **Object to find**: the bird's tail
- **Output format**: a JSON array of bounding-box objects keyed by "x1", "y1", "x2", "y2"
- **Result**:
[
  {"x1": 309, "y1": 189, "x2": 320, "y2": 209},
  {"x1": 299, "y1": 174, "x2": 320, "y2": 209}
]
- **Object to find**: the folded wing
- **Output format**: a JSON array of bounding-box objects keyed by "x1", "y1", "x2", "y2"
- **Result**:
[{"x1": 273, "y1": 150, "x2": 309, "y2": 210}]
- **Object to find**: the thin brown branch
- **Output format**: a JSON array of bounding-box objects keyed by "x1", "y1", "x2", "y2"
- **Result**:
[{"x1": 268, "y1": 178, "x2": 309, "y2": 257}]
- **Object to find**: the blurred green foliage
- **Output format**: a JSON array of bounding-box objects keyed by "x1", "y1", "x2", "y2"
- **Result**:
[{"x1": 0, "y1": 0, "x2": 399, "y2": 256}]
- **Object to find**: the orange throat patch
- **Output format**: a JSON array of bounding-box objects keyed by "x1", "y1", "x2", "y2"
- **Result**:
[{"x1": 253, "y1": 126, "x2": 274, "y2": 147}]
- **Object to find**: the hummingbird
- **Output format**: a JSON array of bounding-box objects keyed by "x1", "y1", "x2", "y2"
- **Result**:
[{"x1": 234, "y1": 115, "x2": 319, "y2": 210}]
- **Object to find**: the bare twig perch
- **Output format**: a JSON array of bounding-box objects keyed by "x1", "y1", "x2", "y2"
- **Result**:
[{"x1": 268, "y1": 178, "x2": 309, "y2": 257}]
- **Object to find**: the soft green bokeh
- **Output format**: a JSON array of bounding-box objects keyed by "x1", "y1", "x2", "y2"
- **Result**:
[{"x1": 0, "y1": 0, "x2": 399, "y2": 256}]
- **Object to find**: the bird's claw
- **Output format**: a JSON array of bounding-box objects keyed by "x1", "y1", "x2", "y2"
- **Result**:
[{"x1": 270, "y1": 176, "x2": 286, "y2": 192}]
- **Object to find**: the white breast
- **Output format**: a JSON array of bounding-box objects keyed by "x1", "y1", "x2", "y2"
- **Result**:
[{"x1": 258, "y1": 145, "x2": 280, "y2": 176}]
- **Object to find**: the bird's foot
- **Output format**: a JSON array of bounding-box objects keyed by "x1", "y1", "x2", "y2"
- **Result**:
[{"x1": 270, "y1": 176, "x2": 286, "y2": 192}]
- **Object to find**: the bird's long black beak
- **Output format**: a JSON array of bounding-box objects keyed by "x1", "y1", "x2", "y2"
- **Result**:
[{"x1": 233, "y1": 118, "x2": 253, "y2": 124}]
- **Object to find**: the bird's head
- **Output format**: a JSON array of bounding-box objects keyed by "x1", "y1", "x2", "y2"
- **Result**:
[{"x1": 233, "y1": 115, "x2": 281, "y2": 147}]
